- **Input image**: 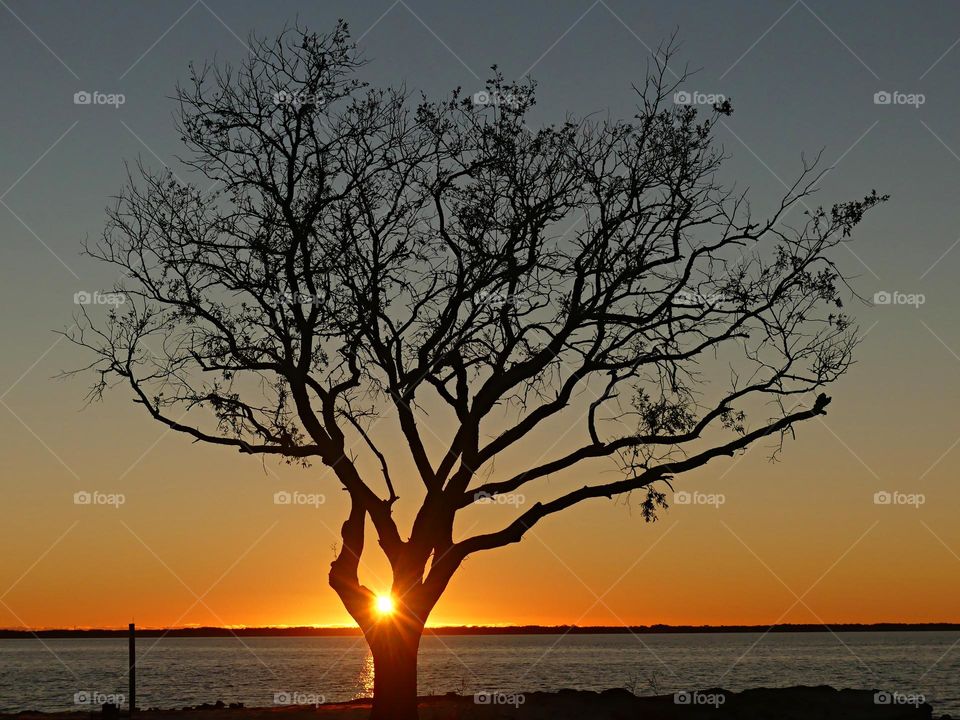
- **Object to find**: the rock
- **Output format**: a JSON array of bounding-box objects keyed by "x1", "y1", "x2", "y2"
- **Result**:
[{"x1": 427, "y1": 686, "x2": 936, "y2": 719}]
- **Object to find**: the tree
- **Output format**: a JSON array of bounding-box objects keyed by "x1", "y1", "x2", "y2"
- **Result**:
[{"x1": 67, "y1": 23, "x2": 885, "y2": 720}]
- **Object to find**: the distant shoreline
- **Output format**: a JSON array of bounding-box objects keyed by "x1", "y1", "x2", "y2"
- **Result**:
[{"x1": 1, "y1": 622, "x2": 958, "y2": 638}]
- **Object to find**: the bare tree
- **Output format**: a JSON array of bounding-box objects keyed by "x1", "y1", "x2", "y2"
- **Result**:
[{"x1": 67, "y1": 23, "x2": 885, "y2": 720}]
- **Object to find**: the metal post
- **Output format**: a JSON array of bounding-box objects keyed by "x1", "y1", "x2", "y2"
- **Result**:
[{"x1": 128, "y1": 623, "x2": 136, "y2": 716}]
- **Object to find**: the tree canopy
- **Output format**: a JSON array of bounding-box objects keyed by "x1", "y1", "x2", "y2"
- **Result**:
[{"x1": 68, "y1": 21, "x2": 884, "y2": 654}]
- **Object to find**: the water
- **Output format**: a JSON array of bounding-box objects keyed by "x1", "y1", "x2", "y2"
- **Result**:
[{"x1": 1, "y1": 632, "x2": 957, "y2": 715}]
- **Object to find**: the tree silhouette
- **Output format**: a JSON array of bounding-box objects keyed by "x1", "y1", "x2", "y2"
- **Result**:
[{"x1": 68, "y1": 23, "x2": 885, "y2": 720}]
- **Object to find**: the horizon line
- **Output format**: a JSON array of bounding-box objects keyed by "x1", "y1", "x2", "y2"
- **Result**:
[{"x1": 3, "y1": 621, "x2": 959, "y2": 638}]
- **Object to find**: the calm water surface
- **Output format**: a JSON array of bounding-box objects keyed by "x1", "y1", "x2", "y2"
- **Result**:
[{"x1": 0, "y1": 632, "x2": 957, "y2": 714}]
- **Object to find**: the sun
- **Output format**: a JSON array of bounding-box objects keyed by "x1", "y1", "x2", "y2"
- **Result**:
[{"x1": 374, "y1": 594, "x2": 395, "y2": 616}]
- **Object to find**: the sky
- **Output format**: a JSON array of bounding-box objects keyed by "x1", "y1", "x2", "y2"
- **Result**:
[{"x1": 1, "y1": 0, "x2": 960, "y2": 631}]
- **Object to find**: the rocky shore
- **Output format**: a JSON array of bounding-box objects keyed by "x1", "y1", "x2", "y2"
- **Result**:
[{"x1": 2, "y1": 687, "x2": 946, "y2": 720}]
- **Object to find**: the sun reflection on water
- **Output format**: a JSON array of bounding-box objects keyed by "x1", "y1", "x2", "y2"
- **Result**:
[{"x1": 354, "y1": 652, "x2": 374, "y2": 699}]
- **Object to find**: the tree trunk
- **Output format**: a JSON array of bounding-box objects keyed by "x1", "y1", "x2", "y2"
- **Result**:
[
  {"x1": 327, "y1": 497, "x2": 457, "y2": 720},
  {"x1": 368, "y1": 621, "x2": 422, "y2": 720}
]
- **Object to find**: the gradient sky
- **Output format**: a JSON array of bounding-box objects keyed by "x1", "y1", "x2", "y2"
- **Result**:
[{"x1": 2, "y1": 0, "x2": 960, "y2": 631}]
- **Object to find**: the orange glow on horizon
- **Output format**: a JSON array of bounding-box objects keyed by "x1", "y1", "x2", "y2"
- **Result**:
[{"x1": 3, "y1": 398, "x2": 960, "y2": 631}]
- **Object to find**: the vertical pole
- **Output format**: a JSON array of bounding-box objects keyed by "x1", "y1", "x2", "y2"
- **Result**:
[{"x1": 128, "y1": 623, "x2": 136, "y2": 717}]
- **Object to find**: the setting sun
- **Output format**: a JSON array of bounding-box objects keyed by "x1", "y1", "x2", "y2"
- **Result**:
[{"x1": 374, "y1": 594, "x2": 395, "y2": 616}]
